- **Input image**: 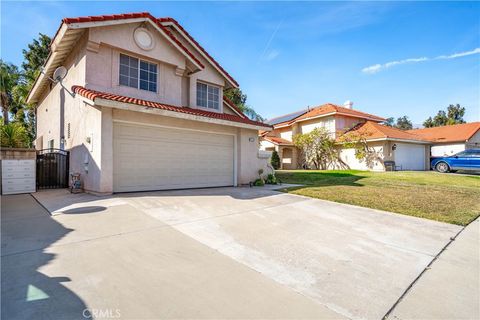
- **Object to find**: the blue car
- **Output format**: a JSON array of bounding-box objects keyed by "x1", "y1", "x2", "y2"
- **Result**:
[{"x1": 431, "y1": 149, "x2": 480, "y2": 173}]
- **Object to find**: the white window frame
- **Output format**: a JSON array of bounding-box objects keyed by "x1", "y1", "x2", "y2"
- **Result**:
[
  {"x1": 196, "y1": 82, "x2": 220, "y2": 111},
  {"x1": 119, "y1": 53, "x2": 158, "y2": 93}
]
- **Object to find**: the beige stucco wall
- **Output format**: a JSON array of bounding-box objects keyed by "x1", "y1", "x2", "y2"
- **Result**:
[
  {"x1": 299, "y1": 116, "x2": 335, "y2": 137},
  {"x1": 338, "y1": 141, "x2": 387, "y2": 171},
  {"x1": 335, "y1": 116, "x2": 365, "y2": 135},
  {"x1": 35, "y1": 21, "x2": 264, "y2": 193},
  {"x1": 86, "y1": 22, "x2": 227, "y2": 112}
]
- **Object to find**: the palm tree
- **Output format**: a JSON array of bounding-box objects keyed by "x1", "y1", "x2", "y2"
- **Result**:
[
  {"x1": 0, "y1": 60, "x2": 20, "y2": 125},
  {"x1": 1, "y1": 122, "x2": 29, "y2": 148}
]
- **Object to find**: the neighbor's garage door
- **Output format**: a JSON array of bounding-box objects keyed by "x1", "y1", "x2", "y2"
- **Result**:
[
  {"x1": 394, "y1": 143, "x2": 426, "y2": 171},
  {"x1": 113, "y1": 122, "x2": 235, "y2": 192}
]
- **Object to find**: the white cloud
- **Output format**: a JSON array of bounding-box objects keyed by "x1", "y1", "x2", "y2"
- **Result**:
[{"x1": 362, "y1": 48, "x2": 480, "y2": 74}]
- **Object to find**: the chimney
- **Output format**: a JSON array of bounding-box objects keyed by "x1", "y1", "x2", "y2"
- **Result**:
[{"x1": 343, "y1": 100, "x2": 353, "y2": 109}]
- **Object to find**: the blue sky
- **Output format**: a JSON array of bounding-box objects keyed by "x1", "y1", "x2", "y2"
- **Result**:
[{"x1": 2, "y1": 1, "x2": 479, "y2": 124}]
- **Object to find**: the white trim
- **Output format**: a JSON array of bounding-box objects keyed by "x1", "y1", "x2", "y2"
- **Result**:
[
  {"x1": 113, "y1": 119, "x2": 238, "y2": 186},
  {"x1": 67, "y1": 17, "x2": 203, "y2": 70},
  {"x1": 223, "y1": 99, "x2": 245, "y2": 118},
  {"x1": 67, "y1": 18, "x2": 147, "y2": 29},
  {"x1": 162, "y1": 21, "x2": 238, "y2": 88},
  {"x1": 337, "y1": 137, "x2": 431, "y2": 145},
  {"x1": 119, "y1": 53, "x2": 158, "y2": 93},
  {"x1": 196, "y1": 81, "x2": 221, "y2": 112},
  {"x1": 95, "y1": 98, "x2": 270, "y2": 131}
]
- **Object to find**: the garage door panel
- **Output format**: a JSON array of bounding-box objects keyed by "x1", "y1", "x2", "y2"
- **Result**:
[
  {"x1": 395, "y1": 143, "x2": 426, "y2": 171},
  {"x1": 113, "y1": 123, "x2": 234, "y2": 192}
]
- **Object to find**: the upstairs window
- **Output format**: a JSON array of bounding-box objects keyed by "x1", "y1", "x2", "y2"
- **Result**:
[
  {"x1": 197, "y1": 82, "x2": 220, "y2": 110},
  {"x1": 119, "y1": 54, "x2": 157, "y2": 93}
]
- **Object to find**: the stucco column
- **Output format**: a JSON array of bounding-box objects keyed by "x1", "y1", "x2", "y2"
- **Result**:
[{"x1": 99, "y1": 107, "x2": 113, "y2": 193}]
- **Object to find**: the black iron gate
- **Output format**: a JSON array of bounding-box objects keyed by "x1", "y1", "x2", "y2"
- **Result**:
[{"x1": 36, "y1": 149, "x2": 69, "y2": 189}]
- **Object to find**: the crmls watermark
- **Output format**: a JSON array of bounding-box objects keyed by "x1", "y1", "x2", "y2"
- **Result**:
[{"x1": 83, "y1": 308, "x2": 121, "y2": 319}]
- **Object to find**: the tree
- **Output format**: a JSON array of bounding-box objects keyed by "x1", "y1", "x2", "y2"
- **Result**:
[
  {"x1": 383, "y1": 117, "x2": 395, "y2": 127},
  {"x1": 292, "y1": 127, "x2": 339, "y2": 170},
  {"x1": 423, "y1": 104, "x2": 466, "y2": 128},
  {"x1": 0, "y1": 61, "x2": 21, "y2": 125},
  {"x1": 340, "y1": 129, "x2": 384, "y2": 170},
  {"x1": 395, "y1": 116, "x2": 413, "y2": 130},
  {"x1": 383, "y1": 116, "x2": 412, "y2": 130},
  {"x1": 270, "y1": 150, "x2": 280, "y2": 169},
  {"x1": 1, "y1": 122, "x2": 29, "y2": 148},
  {"x1": 446, "y1": 104, "x2": 466, "y2": 125},
  {"x1": 22, "y1": 33, "x2": 51, "y2": 84},
  {"x1": 224, "y1": 87, "x2": 265, "y2": 122}
]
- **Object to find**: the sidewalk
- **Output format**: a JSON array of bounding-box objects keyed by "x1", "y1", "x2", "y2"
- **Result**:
[{"x1": 389, "y1": 218, "x2": 480, "y2": 319}]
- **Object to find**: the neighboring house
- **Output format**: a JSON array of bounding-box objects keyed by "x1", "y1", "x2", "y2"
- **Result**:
[
  {"x1": 28, "y1": 12, "x2": 271, "y2": 194},
  {"x1": 407, "y1": 122, "x2": 480, "y2": 157},
  {"x1": 260, "y1": 102, "x2": 431, "y2": 171}
]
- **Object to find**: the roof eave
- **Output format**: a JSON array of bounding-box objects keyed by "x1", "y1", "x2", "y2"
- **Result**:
[
  {"x1": 94, "y1": 98, "x2": 271, "y2": 131},
  {"x1": 161, "y1": 19, "x2": 239, "y2": 88}
]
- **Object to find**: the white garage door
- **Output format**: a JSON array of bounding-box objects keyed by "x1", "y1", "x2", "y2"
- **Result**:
[
  {"x1": 113, "y1": 122, "x2": 235, "y2": 192},
  {"x1": 394, "y1": 143, "x2": 426, "y2": 171}
]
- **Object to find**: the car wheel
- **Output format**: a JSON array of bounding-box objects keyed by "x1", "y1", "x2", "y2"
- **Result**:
[{"x1": 435, "y1": 162, "x2": 450, "y2": 173}]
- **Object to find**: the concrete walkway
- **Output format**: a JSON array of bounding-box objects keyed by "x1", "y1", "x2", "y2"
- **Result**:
[
  {"x1": 389, "y1": 218, "x2": 480, "y2": 319},
  {"x1": 1, "y1": 193, "x2": 342, "y2": 320}
]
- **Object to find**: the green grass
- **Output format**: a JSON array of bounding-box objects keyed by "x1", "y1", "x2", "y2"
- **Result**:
[{"x1": 276, "y1": 170, "x2": 480, "y2": 226}]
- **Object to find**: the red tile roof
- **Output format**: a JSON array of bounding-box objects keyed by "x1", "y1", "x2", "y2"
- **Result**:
[
  {"x1": 262, "y1": 136, "x2": 293, "y2": 145},
  {"x1": 158, "y1": 17, "x2": 239, "y2": 87},
  {"x1": 296, "y1": 104, "x2": 386, "y2": 123},
  {"x1": 61, "y1": 12, "x2": 240, "y2": 87},
  {"x1": 222, "y1": 95, "x2": 247, "y2": 118},
  {"x1": 72, "y1": 86, "x2": 271, "y2": 129},
  {"x1": 340, "y1": 121, "x2": 428, "y2": 142},
  {"x1": 62, "y1": 12, "x2": 205, "y2": 69},
  {"x1": 269, "y1": 104, "x2": 385, "y2": 129},
  {"x1": 407, "y1": 122, "x2": 480, "y2": 143}
]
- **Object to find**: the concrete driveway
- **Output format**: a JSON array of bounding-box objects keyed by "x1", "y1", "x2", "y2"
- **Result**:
[{"x1": 3, "y1": 187, "x2": 462, "y2": 319}]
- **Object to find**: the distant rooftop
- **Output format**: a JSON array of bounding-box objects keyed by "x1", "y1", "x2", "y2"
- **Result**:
[{"x1": 266, "y1": 108, "x2": 309, "y2": 125}]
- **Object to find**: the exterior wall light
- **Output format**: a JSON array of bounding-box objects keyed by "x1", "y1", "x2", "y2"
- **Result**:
[{"x1": 392, "y1": 144, "x2": 397, "y2": 151}]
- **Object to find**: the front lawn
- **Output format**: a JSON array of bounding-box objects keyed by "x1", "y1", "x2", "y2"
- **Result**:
[{"x1": 276, "y1": 170, "x2": 480, "y2": 226}]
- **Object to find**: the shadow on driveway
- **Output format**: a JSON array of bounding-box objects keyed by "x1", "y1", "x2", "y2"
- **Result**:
[{"x1": 1, "y1": 194, "x2": 88, "y2": 320}]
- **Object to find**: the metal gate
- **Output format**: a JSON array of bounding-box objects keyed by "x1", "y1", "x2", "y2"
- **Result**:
[{"x1": 36, "y1": 149, "x2": 69, "y2": 189}]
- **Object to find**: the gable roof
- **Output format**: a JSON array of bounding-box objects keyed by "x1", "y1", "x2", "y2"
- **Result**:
[
  {"x1": 158, "y1": 17, "x2": 238, "y2": 88},
  {"x1": 340, "y1": 121, "x2": 429, "y2": 143},
  {"x1": 407, "y1": 122, "x2": 480, "y2": 143},
  {"x1": 27, "y1": 12, "x2": 239, "y2": 103},
  {"x1": 72, "y1": 86, "x2": 271, "y2": 129},
  {"x1": 270, "y1": 104, "x2": 386, "y2": 129}
]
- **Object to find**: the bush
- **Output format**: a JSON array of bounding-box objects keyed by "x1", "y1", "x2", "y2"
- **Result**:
[
  {"x1": 1, "y1": 123, "x2": 29, "y2": 148},
  {"x1": 270, "y1": 150, "x2": 280, "y2": 169},
  {"x1": 253, "y1": 178, "x2": 265, "y2": 186},
  {"x1": 265, "y1": 174, "x2": 277, "y2": 185}
]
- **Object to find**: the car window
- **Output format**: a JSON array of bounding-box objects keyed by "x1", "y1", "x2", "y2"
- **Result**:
[
  {"x1": 467, "y1": 150, "x2": 480, "y2": 157},
  {"x1": 455, "y1": 151, "x2": 468, "y2": 157}
]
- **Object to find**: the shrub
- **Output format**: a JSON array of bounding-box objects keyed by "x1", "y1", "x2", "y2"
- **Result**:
[
  {"x1": 270, "y1": 150, "x2": 280, "y2": 169},
  {"x1": 265, "y1": 174, "x2": 277, "y2": 185},
  {"x1": 253, "y1": 178, "x2": 265, "y2": 186}
]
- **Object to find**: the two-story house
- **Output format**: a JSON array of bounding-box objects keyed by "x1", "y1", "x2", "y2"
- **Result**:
[
  {"x1": 27, "y1": 12, "x2": 271, "y2": 194},
  {"x1": 261, "y1": 101, "x2": 431, "y2": 171}
]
